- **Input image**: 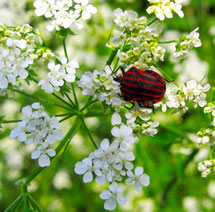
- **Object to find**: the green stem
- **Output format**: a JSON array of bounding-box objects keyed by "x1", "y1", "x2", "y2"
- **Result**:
[
  {"x1": 3, "y1": 119, "x2": 22, "y2": 123},
  {"x1": 59, "y1": 114, "x2": 76, "y2": 123},
  {"x1": 23, "y1": 185, "x2": 29, "y2": 212},
  {"x1": 25, "y1": 120, "x2": 80, "y2": 185},
  {"x1": 85, "y1": 111, "x2": 112, "y2": 117},
  {"x1": 71, "y1": 83, "x2": 79, "y2": 109},
  {"x1": 113, "y1": 57, "x2": 120, "y2": 72},
  {"x1": 55, "y1": 112, "x2": 77, "y2": 117},
  {"x1": 9, "y1": 88, "x2": 71, "y2": 111},
  {"x1": 4, "y1": 194, "x2": 23, "y2": 212},
  {"x1": 63, "y1": 39, "x2": 79, "y2": 109},
  {"x1": 52, "y1": 93, "x2": 74, "y2": 109},
  {"x1": 28, "y1": 195, "x2": 42, "y2": 212},
  {"x1": 154, "y1": 65, "x2": 179, "y2": 86},
  {"x1": 81, "y1": 100, "x2": 98, "y2": 111},
  {"x1": 107, "y1": 49, "x2": 119, "y2": 65},
  {"x1": 64, "y1": 92, "x2": 76, "y2": 109},
  {"x1": 80, "y1": 116, "x2": 98, "y2": 149},
  {"x1": 147, "y1": 18, "x2": 158, "y2": 26},
  {"x1": 159, "y1": 40, "x2": 178, "y2": 44}
]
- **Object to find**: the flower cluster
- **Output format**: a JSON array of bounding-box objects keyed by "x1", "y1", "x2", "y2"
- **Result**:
[
  {"x1": 198, "y1": 160, "x2": 215, "y2": 178},
  {"x1": 75, "y1": 134, "x2": 149, "y2": 211},
  {"x1": 38, "y1": 57, "x2": 79, "y2": 93},
  {"x1": 173, "y1": 28, "x2": 202, "y2": 61},
  {"x1": 196, "y1": 104, "x2": 215, "y2": 146},
  {"x1": 78, "y1": 66, "x2": 123, "y2": 106},
  {"x1": 33, "y1": 0, "x2": 97, "y2": 31},
  {"x1": 75, "y1": 112, "x2": 150, "y2": 210},
  {"x1": 10, "y1": 103, "x2": 63, "y2": 167},
  {"x1": 0, "y1": 24, "x2": 41, "y2": 90},
  {"x1": 146, "y1": 0, "x2": 184, "y2": 21},
  {"x1": 122, "y1": 105, "x2": 160, "y2": 137},
  {"x1": 108, "y1": 9, "x2": 165, "y2": 69},
  {"x1": 155, "y1": 80, "x2": 210, "y2": 112}
]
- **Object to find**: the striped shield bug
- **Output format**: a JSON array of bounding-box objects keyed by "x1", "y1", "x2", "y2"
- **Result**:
[{"x1": 113, "y1": 66, "x2": 169, "y2": 108}]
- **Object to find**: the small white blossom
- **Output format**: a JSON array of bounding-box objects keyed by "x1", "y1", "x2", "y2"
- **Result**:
[
  {"x1": 31, "y1": 142, "x2": 56, "y2": 167},
  {"x1": 146, "y1": 0, "x2": 184, "y2": 21},
  {"x1": 111, "y1": 125, "x2": 136, "y2": 150},
  {"x1": 0, "y1": 25, "x2": 40, "y2": 90},
  {"x1": 142, "y1": 120, "x2": 159, "y2": 136},
  {"x1": 38, "y1": 58, "x2": 78, "y2": 93},
  {"x1": 126, "y1": 167, "x2": 150, "y2": 191},
  {"x1": 10, "y1": 103, "x2": 63, "y2": 167},
  {"x1": 78, "y1": 66, "x2": 122, "y2": 106},
  {"x1": 100, "y1": 182, "x2": 127, "y2": 211},
  {"x1": 173, "y1": 28, "x2": 202, "y2": 61},
  {"x1": 33, "y1": 0, "x2": 97, "y2": 31},
  {"x1": 198, "y1": 160, "x2": 215, "y2": 178},
  {"x1": 74, "y1": 157, "x2": 102, "y2": 183}
]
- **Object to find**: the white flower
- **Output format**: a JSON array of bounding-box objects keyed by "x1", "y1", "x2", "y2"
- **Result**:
[
  {"x1": 10, "y1": 103, "x2": 62, "y2": 166},
  {"x1": 111, "y1": 125, "x2": 136, "y2": 151},
  {"x1": 74, "y1": 0, "x2": 97, "y2": 20},
  {"x1": 100, "y1": 182, "x2": 127, "y2": 211},
  {"x1": 0, "y1": 25, "x2": 40, "y2": 90},
  {"x1": 78, "y1": 66, "x2": 122, "y2": 106},
  {"x1": 31, "y1": 142, "x2": 56, "y2": 167},
  {"x1": 33, "y1": 0, "x2": 96, "y2": 30},
  {"x1": 38, "y1": 59, "x2": 78, "y2": 93},
  {"x1": 174, "y1": 28, "x2": 202, "y2": 61},
  {"x1": 126, "y1": 167, "x2": 150, "y2": 191},
  {"x1": 74, "y1": 157, "x2": 101, "y2": 183},
  {"x1": 142, "y1": 120, "x2": 159, "y2": 136},
  {"x1": 147, "y1": 0, "x2": 184, "y2": 21},
  {"x1": 111, "y1": 112, "x2": 122, "y2": 126}
]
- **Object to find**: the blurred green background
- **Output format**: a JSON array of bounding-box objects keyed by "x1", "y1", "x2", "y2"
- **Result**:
[{"x1": 1, "y1": 0, "x2": 215, "y2": 211}]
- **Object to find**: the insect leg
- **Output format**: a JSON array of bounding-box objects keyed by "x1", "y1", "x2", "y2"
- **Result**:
[
  {"x1": 164, "y1": 78, "x2": 175, "y2": 83},
  {"x1": 114, "y1": 66, "x2": 125, "y2": 75}
]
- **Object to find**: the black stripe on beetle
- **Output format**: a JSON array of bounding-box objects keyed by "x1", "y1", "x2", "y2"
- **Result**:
[{"x1": 114, "y1": 66, "x2": 169, "y2": 107}]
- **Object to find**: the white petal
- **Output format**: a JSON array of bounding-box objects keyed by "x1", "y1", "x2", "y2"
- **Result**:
[
  {"x1": 46, "y1": 149, "x2": 56, "y2": 157},
  {"x1": 38, "y1": 154, "x2": 50, "y2": 167},
  {"x1": 140, "y1": 174, "x2": 150, "y2": 186},
  {"x1": 117, "y1": 195, "x2": 127, "y2": 206},
  {"x1": 82, "y1": 158, "x2": 92, "y2": 167},
  {"x1": 100, "y1": 190, "x2": 112, "y2": 200},
  {"x1": 121, "y1": 125, "x2": 132, "y2": 136},
  {"x1": 109, "y1": 141, "x2": 119, "y2": 152},
  {"x1": 74, "y1": 162, "x2": 88, "y2": 174},
  {"x1": 82, "y1": 10, "x2": 91, "y2": 20},
  {"x1": 10, "y1": 128, "x2": 21, "y2": 138},
  {"x1": 0, "y1": 77, "x2": 8, "y2": 89},
  {"x1": 111, "y1": 126, "x2": 120, "y2": 137},
  {"x1": 111, "y1": 112, "x2": 121, "y2": 125},
  {"x1": 22, "y1": 105, "x2": 32, "y2": 117},
  {"x1": 100, "y1": 138, "x2": 109, "y2": 151},
  {"x1": 31, "y1": 102, "x2": 40, "y2": 109},
  {"x1": 18, "y1": 132, "x2": 26, "y2": 142},
  {"x1": 31, "y1": 150, "x2": 41, "y2": 159},
  {"x1": 96, "y1": 175, "x2": 106, "y2": 185},
  {"x1": 64, "y1": 74, "x2": 75, "y2": 82},
  {"x1": 134, "y1": 181, "x2": 142, "y2": 191},
  {"x1": 83, "y1": 171, "x2": 93, "y2": 183},
  {"x1": 125, "y1": 178, "x2": 133, "y2": 185},
  {"x1": 126, "y1": 152, "x2": 135, "y2": 161},
  {"x1": 135, "y1": 167, "x2": 144, "y2": 176},
  {"x1": 104, "y1": 198, "x2": 116, "y2": 211},
  {"x1": 52, "y1": 129, "x2": 63, "y2": 140},
  {"x1": 124, "y1": 135, "x2": 135, "y2": 144}
]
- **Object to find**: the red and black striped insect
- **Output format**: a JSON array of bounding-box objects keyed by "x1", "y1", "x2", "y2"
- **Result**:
[{"x1": 114, "y1": 66, "x2": 168, "y2": 108}]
